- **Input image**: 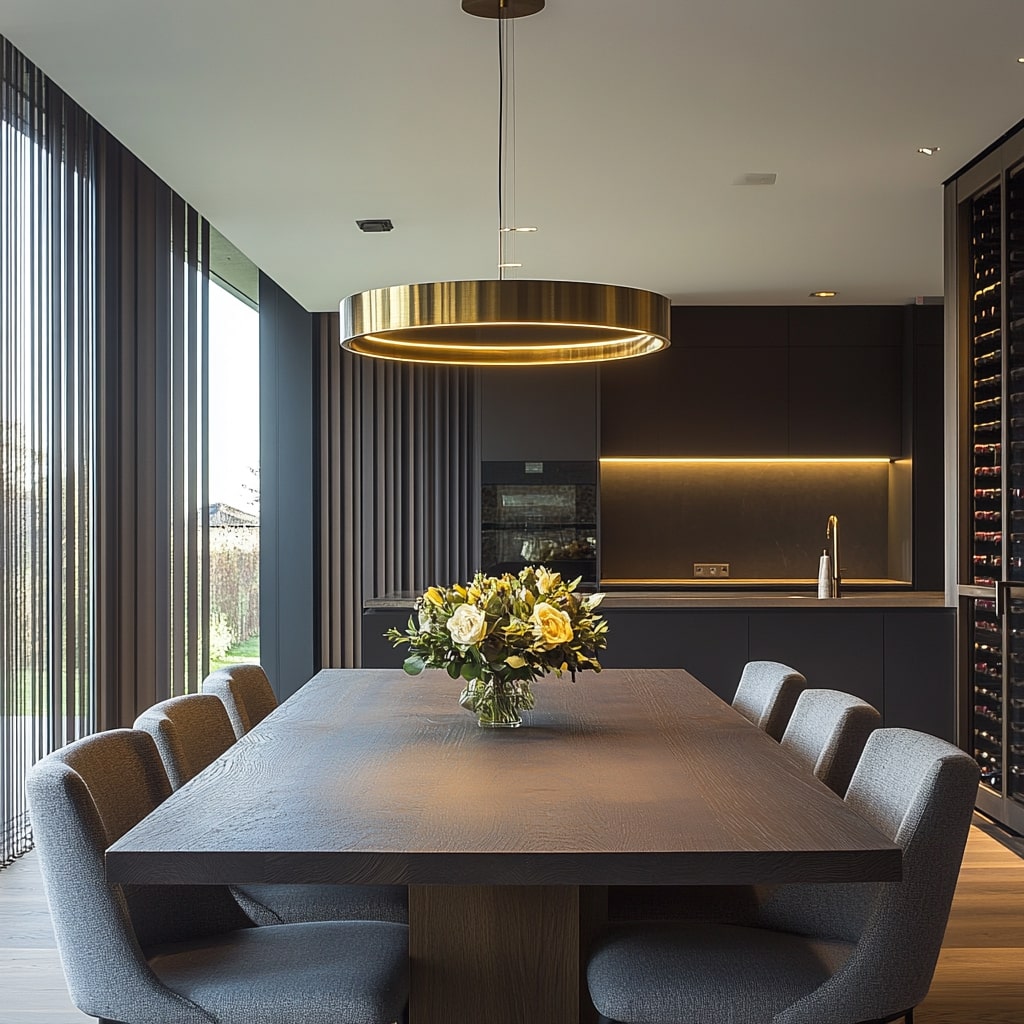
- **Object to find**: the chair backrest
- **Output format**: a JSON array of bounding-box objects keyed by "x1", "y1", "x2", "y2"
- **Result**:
[
  {"x1": 780, "y1": 688, "x2": 880, "y2": 796},
  {"x1": 767, "y1": 728, "x2": 979, "y2": 1024},
  {"x1": 25, "y1": 729, "x2": 251, "y2": 1022},
  {"x1": 731, "y1": 660, "x2": 807, "y2": 740},
  {"x1": 201, "y1": 663, "x2": 277, "y2": 739},
  {"x1": 134, "y1": 693, "x2": 239, "y2": 790}
]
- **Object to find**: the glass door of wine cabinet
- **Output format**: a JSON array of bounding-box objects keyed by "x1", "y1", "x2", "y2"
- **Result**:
[{"x1": 953, "y1": 141, "x2": 1024, "y2": 833}]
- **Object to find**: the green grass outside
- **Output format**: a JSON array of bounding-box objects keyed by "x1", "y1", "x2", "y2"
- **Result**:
[
  {"x1": 3, "y1": 634, "x2": 260, "y2": 713},
  {"x1": 209, "y1": 634, "x2": 260, "y2": 674}
]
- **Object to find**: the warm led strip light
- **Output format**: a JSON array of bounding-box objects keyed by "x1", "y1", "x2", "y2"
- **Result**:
[{"x1": 600, "y1": 457, "x2": 896, "y2": 465}]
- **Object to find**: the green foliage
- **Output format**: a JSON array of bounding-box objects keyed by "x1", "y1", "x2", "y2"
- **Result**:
[{"x1": 208, "y1": 612, "x2": 236, "y2": 662}]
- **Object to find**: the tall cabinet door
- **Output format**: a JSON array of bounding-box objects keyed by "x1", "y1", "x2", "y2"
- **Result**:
[
  {"x1": 950, "y1": 136, "x2": 1024, "y2": 834},
  {"x1": 1005, "y1": 164, "x2": 1024, "y2": 812}
]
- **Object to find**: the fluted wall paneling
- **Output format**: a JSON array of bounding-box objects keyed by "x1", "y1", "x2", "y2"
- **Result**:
[{"x1": 317, "y1": 314, "x2": 479, "y2": 668}]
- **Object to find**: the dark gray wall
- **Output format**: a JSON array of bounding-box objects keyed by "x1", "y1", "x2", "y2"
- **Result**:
[{"x1": 260, "y1": 273, "x2": 316, "y2": 701}]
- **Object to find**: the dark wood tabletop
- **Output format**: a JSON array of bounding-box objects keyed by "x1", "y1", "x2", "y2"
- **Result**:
[
  {"x1": 107, "y1": 667, "x2": 903, "y2": 1024},
  {"x1": 107, "y1": 667, "x2": 900, "y2": 886}
]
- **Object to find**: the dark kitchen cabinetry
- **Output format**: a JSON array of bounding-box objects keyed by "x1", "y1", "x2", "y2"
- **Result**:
[
  {"x1": 906, "y1": 305, "x2": 945, "y2": 591},
  {"x1": 788, "y1": 306, "x2": 904, "y2": 349},
  {"x1": 882, "y1": 610, "x2": 956, "y2": 745},
  {"x1": 480, "y1": 364, "x2": 598, "y2": 461},
  {"x1": 747, "y1": 611, "x2": 885, "y2": 712},
  {"x1": 788, "y1": 345, "x2": 902, "y2": 456},
  {"x1": 600, "y1": 305, "x2": 904, "y2": 457},
  {"x1": 600, "y1": 344, "x2": 789, "y2": 456},
  {"x1": 946, "y1": 126, "x2": 1024, "y2": 833},
  {"x1": 362, "y1": 603, "x2": 955, "y2": 740},
  {"x1": 360, "y1": 608, "x2": 411, "y2": 671},
  {"x1": 598, "y1": 610, "x2": 749, "y2": 701}
]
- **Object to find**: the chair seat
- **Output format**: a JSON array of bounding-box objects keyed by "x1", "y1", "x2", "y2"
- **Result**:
[
  {"x1": 232, "y1": 883, "x2": 408, "y2": 926},
  {"x1": 587, "y1": 921, "x2": 853, "y2": 1024},
  {"x1": 607, "y1": 883, "x2": 765, "y2": 925},
  {"x1": 147, "y1": 919, "x2": 409, "y2": 1024}
]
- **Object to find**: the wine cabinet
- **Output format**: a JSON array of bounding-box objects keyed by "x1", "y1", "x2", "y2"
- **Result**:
[{"x1": 947, "y1": 128, "x2": 1024, "y2": 833}]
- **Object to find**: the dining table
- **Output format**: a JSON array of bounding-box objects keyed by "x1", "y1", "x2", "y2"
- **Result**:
[{"x1": 106, "y1": 667, "x2": 901, "y2": 1024}]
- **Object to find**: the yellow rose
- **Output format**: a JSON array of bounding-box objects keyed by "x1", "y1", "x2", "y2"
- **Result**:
[
  {"x1": 536, "y1": 566, "x2": 561, "y2": 595},
  {"x1": 447, "y1": 603, "x2": 488, "y2": 646},
  {"x1": 530, "y1": 602, "x2": 574, "y2": 647},
  {"x1": 425, "y1": 587, "x2": 444, "y2": 606}
]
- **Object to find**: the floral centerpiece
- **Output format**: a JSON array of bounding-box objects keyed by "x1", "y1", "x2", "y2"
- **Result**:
[{"x1": 386, "y1": 566, "x2": 608, "y2": 728}]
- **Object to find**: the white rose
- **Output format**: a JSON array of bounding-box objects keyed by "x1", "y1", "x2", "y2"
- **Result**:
[{"x1": 447, "y1": 603, "x2": 488, "y2": 646}]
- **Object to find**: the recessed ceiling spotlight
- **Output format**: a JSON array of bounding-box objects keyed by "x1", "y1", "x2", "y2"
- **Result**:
[
  {"x1": 1017, "y1": 56, "x2": 1024, "y2": 62},
  {"x1": 810, "y1": 290, "x2": 838, "y2": 298},
  {"x1": 916, "y1": 146, "x2": 940, "y2": 156},
  {"x1": 356, "y1": 218, "x2": 394, "y2": 232},
  {"x1": 734, "y1": 172, "x2": 778, "y2": 186}
]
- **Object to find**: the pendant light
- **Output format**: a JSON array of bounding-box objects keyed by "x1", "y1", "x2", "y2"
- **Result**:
[{"x1": 339, "y1": 0, "x2": 670, "y2": 366}]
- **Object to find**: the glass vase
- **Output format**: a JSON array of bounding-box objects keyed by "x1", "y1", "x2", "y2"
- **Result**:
[{"x1": 459, "y1": 676, "x2": 535, "y2": 728}]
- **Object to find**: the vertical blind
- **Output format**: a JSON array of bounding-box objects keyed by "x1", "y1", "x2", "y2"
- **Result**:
[
  {"x1": 93, "y1": 146, "x2": 212, "y2": 722},
  {"x1": 1, "y1": 44, "x2": 95, "y2": 866},
  {"x1": 317, "y1": 313, "x2": 480, "y2": 667},
  {"x1": 1, "y1": 37, "x2": 212, "y2": 865}
]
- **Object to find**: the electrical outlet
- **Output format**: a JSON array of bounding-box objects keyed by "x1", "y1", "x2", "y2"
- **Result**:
[{"x1": 693, "y1": 563, "x2": 730, "y2": 578}]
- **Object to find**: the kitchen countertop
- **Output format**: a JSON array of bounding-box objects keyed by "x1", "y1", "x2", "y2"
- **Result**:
[{"x1": 364, "y1": 590, "x2": 949, "y2": 610}]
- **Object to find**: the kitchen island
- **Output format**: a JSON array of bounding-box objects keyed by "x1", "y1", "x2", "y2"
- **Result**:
[{"x1": 362, "y1": 590, "x2": 954, "y2": 741}]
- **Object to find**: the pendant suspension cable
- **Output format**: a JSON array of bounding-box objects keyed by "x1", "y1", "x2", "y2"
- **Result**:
[
  {"x1": 497, "y1": 11, "x2": 506, "y2": 278},
  {"x1": 340, "y1": 1, "x2": 671, "y2": 368},
  {"x1": 497, "y1": 5, "x2": 530, "y2": 277},
  {"x1": 508, "y1": 12, "x2": 517, "y2": 275}
]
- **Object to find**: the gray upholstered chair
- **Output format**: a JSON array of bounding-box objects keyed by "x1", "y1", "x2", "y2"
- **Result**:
[
  {"x1": 201, "y1": 663, "x2": 278, "y2": 739},
  {"x1": 607, "y1": 687, "x2": 880, "y2": 924},
  {"x1": 588, "y1": 728, "x2": 979, "y2": 1024},
  {"x1": 732, "y1": 660, "x2": 808, "y2": 741},
  {"x1": 134, "y1": 693, "x2": 408, "y2": 927},
  {"x1": 780, "y1": 688, "x2": 880, "y2": 797},
  {"x1": 26, "y1": 728, "x2": 408, "y2": 1024},
  {"x1": 134, "y1": 692, "x2": 239, "y2": 791}
]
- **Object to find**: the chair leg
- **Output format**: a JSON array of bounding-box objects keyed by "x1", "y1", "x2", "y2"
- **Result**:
[{"x1": 860, "y1": 1010, "x2": 915, "y2": 1024}]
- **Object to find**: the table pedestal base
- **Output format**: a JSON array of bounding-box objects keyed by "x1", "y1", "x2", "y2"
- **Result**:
[{"x1": 409, "y1": 884, "x2": 606, "y2": 1024}]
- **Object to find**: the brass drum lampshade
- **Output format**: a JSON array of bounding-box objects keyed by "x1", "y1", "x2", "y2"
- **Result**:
[
  {"x1": 339, "y1": 0, "x2": 671, "y2": 366},
  {"x1": 342, "y1": 280, "x2": 670, "y2": 366}
]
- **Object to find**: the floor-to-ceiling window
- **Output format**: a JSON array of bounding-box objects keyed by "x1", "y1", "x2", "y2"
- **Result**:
[
  {"x1": 1, "y1": 37, "x2": 265, "y2": 864},
  {"x1": 207, "y1": 258, "x2": 260, "y2": 671},
  {"x1": 1, "y1": 48, "x2": 96, "y2": 865}
]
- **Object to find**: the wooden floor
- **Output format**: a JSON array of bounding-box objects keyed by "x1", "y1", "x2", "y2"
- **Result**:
[{"x1": 1, "y1": 824, "x2": 1022, "y2": 1024}]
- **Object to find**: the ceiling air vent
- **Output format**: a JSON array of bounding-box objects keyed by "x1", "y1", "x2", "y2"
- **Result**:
[
  {"x1": 356, "y1": 219, "x2": 394, "y2": 232},
  {"x1": 733, "y1": 173, "x2": 777, "y2": 186}
]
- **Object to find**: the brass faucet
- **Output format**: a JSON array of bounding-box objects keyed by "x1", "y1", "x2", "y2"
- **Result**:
[{"x1": 826, "y1": 514, "x2": 841, "y2": 598}]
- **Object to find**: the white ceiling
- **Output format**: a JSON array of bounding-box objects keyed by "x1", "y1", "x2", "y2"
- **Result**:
[{"x1": 3, "y1": 0, "x2": 1024, "y2": 311}]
